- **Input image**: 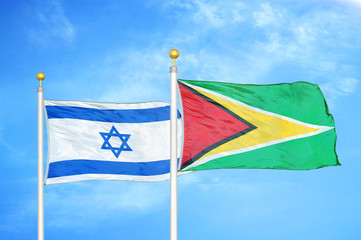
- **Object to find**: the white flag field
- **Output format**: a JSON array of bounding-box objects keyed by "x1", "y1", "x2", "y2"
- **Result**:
[{"x1": 44, "y1": 100, "x2": 182, "y2": 185}]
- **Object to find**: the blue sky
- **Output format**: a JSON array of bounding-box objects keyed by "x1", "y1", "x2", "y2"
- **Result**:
[{"x1": 1, "y1": 0, "x2": 361, "y2": 239}]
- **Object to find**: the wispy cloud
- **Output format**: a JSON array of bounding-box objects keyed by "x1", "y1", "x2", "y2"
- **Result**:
[
  {"x1": 94, "y1": 47, "x2": 171, "y2": 103},
  {"x1": 246, "y1": 3, "x2": 361, "y2": 91},
  {"x1": 0, "y1": 126, "x2": 26, "y2": 159},
  {"x1": 253, "y1": 4, "x2": 361, "y2": 106},
  {"x1": 45, "y1": 181, "x2": 168, "y2": 228},
  {"x1": 42, "y1": 46, "x2": 173, "y2": 103},
  {"x1": 165, "y1": 0, "x2": 246, "y2": 28},
  {"x1": 161, "y1": 1, "x2": 361, "y2": 91},
  {"x1": 320, "y1": 78, "x2": 359, "y2": 106},
  {"x1": 178, "y1": 171, "x2": 298, "y2": 224},
  {"x1": 42, "y1": 1, "x2": 360, "y2": 107},
  {"x1": 253, "y1": 2, "x2": 283, "y2": 28},
  {"x1": 27, "y1": 0, "x2": 75, "y2": 45},
  {"x1": 0, "y1": 208, "x2": 35, "y2": 237},
  {"x1": 332, "y1": 0, "x2": 361, "y2": 7}
]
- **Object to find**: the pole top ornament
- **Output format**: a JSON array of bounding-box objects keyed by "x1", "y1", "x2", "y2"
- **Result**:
[
  {"x1": 37, "y1": 72, "x2": 45, "y2": 87},
  {"x1": 169, "y1": 49, "x2": 179, "y2": 66}
]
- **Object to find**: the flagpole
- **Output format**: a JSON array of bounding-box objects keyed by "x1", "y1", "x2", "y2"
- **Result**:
[
  {"x1": 37, "y1": 72, "x2": 45, "y2": 240},
  {"x1": 169, "y1": 49, "x2": 179, "y2": 240}
]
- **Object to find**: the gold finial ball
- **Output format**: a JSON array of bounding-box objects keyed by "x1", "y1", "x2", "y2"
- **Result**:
[
  {"x1": 36, "y1": 72, "x2": 45, "y2": 81},
  {"x1": 169, "y1": 49, "x2": 179, "y2": 60}
]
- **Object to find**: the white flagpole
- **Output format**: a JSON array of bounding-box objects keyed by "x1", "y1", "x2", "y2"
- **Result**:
[
  {"x1": 37, "y1": 72, "x2": 45, "y2": 240},
  {"x1": 169, "y1": 49, "x2": 179, "y2": 240}
]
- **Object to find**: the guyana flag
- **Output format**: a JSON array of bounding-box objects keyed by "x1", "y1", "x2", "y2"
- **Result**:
[{"x1": 178, "y1": 79, "x2": 339, "y2": 172}]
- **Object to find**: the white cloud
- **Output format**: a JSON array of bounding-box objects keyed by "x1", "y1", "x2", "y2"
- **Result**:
[
  {"x1": 165, "y1": 0, "x2": 246, "y2": 28},
  {"x1": 175, "y1": 2, "x2": 358, "y2": 88},
  {"x1": 27, "y1": 0, "x2": 75, "y2": 45},
  {"x1": 336, "y1": 78, "x2": 358, "y2": 93},
  {"x1": 192, "y1": 0, "x2": 245, "y2": 27},
  {"x1": 52, "y1": 1, "x2": 360, "y2": 106},
  {"x1": 94, "y1": 48, "x2": 171, "y2": 103},
  {"x1": 333, "y1": 0, "x2": 361, "y2": 7},
  {"x1": 253, "y1": 2, "x2": 283, "y2": 28},
  {"x1": 246, "y1": 3, "x2": 361, "y2": 87},
  {"x1": 179, "y1": 50, "x2": 262, "y2": 84},
  {"x1": 320, "y1": 78, "x2": 359, "y2": 105}
]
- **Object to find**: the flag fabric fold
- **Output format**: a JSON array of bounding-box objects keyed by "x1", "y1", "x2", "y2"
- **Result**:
[
  {"x1": 44, "y1": 100, "x2": 181, "y2": 185},
  {"x1": 178, "y1": 79, "x2": 339, "y2": 172}
]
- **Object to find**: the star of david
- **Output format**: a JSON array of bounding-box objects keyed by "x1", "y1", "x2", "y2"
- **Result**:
[{"x1": 99, "y1": 126, "x2": 132, "y2": 158}]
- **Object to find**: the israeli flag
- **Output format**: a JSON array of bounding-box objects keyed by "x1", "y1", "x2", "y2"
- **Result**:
[{"x1": 44, "y1": 100, "x2": 182, "y2": 185}]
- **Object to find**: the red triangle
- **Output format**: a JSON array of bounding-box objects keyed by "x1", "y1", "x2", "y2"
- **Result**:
[{"x1": 179, "y1": 84, "x2": 250, "y2": 166}]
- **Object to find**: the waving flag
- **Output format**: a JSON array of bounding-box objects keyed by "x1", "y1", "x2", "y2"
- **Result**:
[
  {"x1": 44, "y1": 100, "x2": 181, "y2": 185},
  {"x1": 178, "y1": 80, "x2": 339, "y2": 171}
]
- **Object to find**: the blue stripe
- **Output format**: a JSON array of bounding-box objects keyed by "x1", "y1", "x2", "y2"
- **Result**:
[
  {"x1": 46, "y1": 105, "x2": 177, "y2": 123},
  {"x1": 47, "y1": 159, "x2": 170, "y2": 178}
]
